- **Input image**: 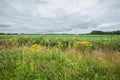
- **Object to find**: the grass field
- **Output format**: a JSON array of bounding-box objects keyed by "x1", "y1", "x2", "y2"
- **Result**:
[{"x1": 0, "y1": 34, "x2": 120, "y2": 80}]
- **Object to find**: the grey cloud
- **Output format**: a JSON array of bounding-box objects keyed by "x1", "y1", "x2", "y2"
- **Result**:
[
  {"x1": 0, "y1": 23, "x2": 11, "y2": 27},
  {"x1": 99, "y1": 0, "x2": 120, "y2": 8},
  {"x1": 0, "y1": 0, "x2": 120, "y2": 33},
  {"x1": 35, "y1": 0, "x2": 49, "y2": 4}
]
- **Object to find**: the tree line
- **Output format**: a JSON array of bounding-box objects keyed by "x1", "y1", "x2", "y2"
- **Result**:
[
  {"x1": 0, "y1": 30, "x2": 120, "y2": 35},
  {"x1": 90, "y1": 30, "x2": 120, "y2": 35}
]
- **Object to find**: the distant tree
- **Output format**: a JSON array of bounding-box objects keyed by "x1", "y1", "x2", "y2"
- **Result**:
[
  {"x1": 90, "y1": 30, "x2": 103, "y2": 34},
  {"x1": 90, "y1": 30, "x2": 120, "y2": 35},
  {"x1": 0, "y1": 33, "x2": 5, "y2": 35},
  {"x1": 115, "y1": 30, "x2": 120, "y2": 35}
]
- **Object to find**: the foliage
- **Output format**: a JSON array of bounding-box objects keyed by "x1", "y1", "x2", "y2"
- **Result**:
[
  {"x1": 0, "y1": 50, "x2": 120, "y2": 80},
  {"x1": 90, "y1": 30, "x2": 120, "y2": 35},
  {"x1": 28, "y1": 44, "x2": 44, "y2": 54},
  {"x1": 0, "y1": 34, "x2": 120, "y2": 51},
  {"x1": 0, "y1": 34, "x2": 120, "y2": 79}
]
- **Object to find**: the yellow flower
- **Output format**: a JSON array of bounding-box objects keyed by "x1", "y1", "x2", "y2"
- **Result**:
[
  {"x1": 29, "y1": 44, "x2": 43, "y2": 53},
  {"x1": 73, "y1": 41, "x2": 93, "y2": 48},
  {"x1": 57, "y1": 41, "x2": 63, "y2": 47},
  {"x1": 8, "y1": 38, "x2": 18, "y2": 45}
]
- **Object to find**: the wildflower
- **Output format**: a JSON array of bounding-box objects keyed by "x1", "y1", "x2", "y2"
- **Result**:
[
  {"x1": 29, "y1": 44, "x2": 43, "y2": 53},
  {"x1": 73, "y1": 41, "x2": 93, "y2": 48},
  {"x1": 8, "y1": 38, "x2": 18, "y2": 45},
  {"x1": 57, "y1": 41, "x2": 63, "y2": 47}
]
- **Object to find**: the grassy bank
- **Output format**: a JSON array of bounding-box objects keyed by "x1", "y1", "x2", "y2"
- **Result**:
[
  {"x1": 0, "y1": 34, "x2": 120, "y2": 80},
  {"x1": 0, "y1": 48, "x2": 120, "y2": 80}
]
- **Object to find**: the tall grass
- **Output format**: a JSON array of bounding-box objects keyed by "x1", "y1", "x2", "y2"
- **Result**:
[
  {"x1": 0, "y1": 48, "x2": 120, "y2": 80},
  {"x1": 0, "y1": 34, "x2": 120, "y2": 80},
  {"x1": 0, "y1": 34, "x2": 120, "y2": 50}
]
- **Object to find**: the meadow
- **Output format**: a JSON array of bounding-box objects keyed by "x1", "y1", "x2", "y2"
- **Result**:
[{"x1": 0, "y1": 34, "x2": 120, "y2": 80}]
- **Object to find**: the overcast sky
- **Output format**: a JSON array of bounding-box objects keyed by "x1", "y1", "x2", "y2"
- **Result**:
[{"x1": 0, "y1": 0, "x2": 120, "y2": 34}]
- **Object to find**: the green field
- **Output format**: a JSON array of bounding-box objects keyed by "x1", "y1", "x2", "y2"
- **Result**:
[
  {"x1": 0, "y1": 34, "x2": 120, "y2": 80},
  {"x1": 0, "y1": 34, "x2": 120, "y2": 41}
]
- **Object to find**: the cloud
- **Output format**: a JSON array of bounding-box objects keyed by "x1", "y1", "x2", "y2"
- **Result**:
[
  {"x1": 0, "y1": 0, "x2": 120, "y2": 33},
  {"x1": 0, "y1": 23, "x2": 11, "y2": 27},
  {"x1": 99, "y1": 0, "x2": 120, "y2": 9},
  {"x1": 35, "y1": 0, "x2": 49, "y2": 4}
]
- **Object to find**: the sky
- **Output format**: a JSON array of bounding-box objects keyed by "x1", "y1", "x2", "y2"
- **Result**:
[{"x1": 0, "y1": 0, "x2": 120, "y2": 34}]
